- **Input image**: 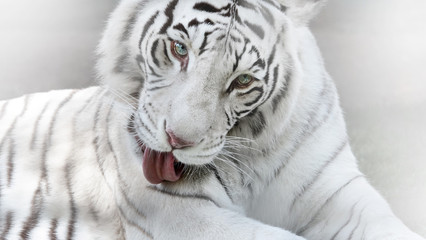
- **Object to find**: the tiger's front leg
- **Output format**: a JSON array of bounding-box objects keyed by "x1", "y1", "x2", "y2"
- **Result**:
[{"x1": 119, "y1": 184, "x2": 306, "y2": 240}]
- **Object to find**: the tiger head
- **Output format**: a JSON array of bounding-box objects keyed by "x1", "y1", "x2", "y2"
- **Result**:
[{"x1": 97, "y1": 0, "x2": 326, "y2": 184}]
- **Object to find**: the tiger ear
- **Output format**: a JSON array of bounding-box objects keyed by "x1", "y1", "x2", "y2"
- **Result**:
[{"x1": 278, "y1": 0, "x2": 327, "y2": 26}]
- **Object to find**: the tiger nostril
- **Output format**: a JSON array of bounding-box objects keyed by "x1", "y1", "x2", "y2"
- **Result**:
[{"x1": 166, "y1": 130, "x2": 194, "y2": 149}]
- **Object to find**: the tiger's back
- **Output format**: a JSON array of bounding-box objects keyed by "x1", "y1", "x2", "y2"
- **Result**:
[{"x1": 0, "y1": 88, "x2": 127, "y2": 239}]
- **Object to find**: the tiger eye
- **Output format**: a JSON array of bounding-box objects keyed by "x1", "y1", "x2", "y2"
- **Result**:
[
  {"x1": 173, "y1": 41, "x2": 188, "y2": 57},
  {"x1": 234, "y1": 74, "x2": 254, "y2": 89},
  {"x1": 237, "y1": 75, "x2": 253, "y2": 85}
]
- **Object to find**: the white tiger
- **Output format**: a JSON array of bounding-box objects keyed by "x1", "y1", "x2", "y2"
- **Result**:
[{"x1": 0, "y1": 0, "x2": 424, "y2": 239}]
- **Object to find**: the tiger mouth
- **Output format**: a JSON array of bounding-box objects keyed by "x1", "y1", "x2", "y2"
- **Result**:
[{"x1": 140, "y1": 145, "x2": 185, "y2": 184}]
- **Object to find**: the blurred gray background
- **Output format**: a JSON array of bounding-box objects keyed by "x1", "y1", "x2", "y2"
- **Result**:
[{"x1": 0, "y1": 0, "x2": 425, "y2": 236}]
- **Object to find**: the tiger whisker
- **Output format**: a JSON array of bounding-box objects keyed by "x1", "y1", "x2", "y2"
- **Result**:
[
  {"x1": 224, "y1": 140, "x2": 262, "y2": 153},
  {"x1": 214, "y1": 156, "x2": 255, "y2": 183},
  {"x1": 218, "y1": 151, "x2": 256, "y2": 177},
  {"x1": 104, "y1": 86, "x2": 138, "y2": 111}
]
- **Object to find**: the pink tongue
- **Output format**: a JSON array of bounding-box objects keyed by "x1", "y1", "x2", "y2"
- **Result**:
[{"x1": 142, "y1": 148, "x2": 183, "y2": 184}]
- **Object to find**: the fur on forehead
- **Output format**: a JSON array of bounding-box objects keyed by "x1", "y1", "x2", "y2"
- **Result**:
[{"x1": 277, "y1": 0, "x2": 327, "y2": 26}]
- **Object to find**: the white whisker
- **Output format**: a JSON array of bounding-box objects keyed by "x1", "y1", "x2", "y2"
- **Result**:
[
  {"x1": 214, "y1": 156, "x2": 254, "y2": 183},
  {"x1": 218, "y1": 151, "x2": 256, "y2": 176},
  {"x1": 104, "y1": 86, "x2": 138, "y2": 111}
]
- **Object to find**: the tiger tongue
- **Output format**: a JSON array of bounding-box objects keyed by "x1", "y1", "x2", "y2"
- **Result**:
[{"x1": 142, "y1": 148, "x2": 182, "y2": 184}]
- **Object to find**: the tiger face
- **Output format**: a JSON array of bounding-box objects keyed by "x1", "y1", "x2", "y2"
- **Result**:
[{"x1": 101, "y1": 0, "x2": 296, "y2": 184}]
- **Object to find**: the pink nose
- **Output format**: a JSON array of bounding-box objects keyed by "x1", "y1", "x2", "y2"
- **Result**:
[{"x1": 166, "y1": 130, "x2": 194, "y2": 149}]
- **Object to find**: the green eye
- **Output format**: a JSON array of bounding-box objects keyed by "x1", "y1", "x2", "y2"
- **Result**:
[
  {"x1": 173, "y1": 41, "x2": 188, "y2": 57},
  {"x1": 236, "y1": 74, "x2": 254, "y2": 87}
]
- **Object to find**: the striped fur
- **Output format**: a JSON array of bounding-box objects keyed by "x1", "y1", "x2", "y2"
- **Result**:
[{"x1": 1, "y1": 0, "x2": 424, "y2": 239}]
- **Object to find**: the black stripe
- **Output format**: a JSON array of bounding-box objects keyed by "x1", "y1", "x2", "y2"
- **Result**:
[
  {"x1": 6, "y1": 138, "x2": 15, "y2": 187},
  {"x1": 297, "y1": 175, "x2": 363, "y2": 235},
  {"x1": 173, "y1": 23, "x2": 189, "y2": 38},
  {"x1": 0, "y1": 95, "x2": 29, "y2": 146},
  {"x1": 230, "y1": 34, "x2": 242, "y2": 43},
  {"x1": 330, "y1": 200, "x2": 362, "y2": 240},
  {"x1": 137, "y1": 54, "x2": 147, "y2": 82},
  {"x1": 107, "y1": 111, "x2": 148, "y2": 220},
  {"x1": 244, "y1": 21, "x2": 264, "y2": 39},
  {"x1": 250, "y1": 59, "x2": 266, "y2": 71},
  {"x1": 248, "y1": 110, "x2": 266, "y2": 137},
  {"x1": 121, "y1": 3, "x2": 143, "y2": 42},
  {"x1": 139, "y1": 11, "x2": 160, "y2": 50},
  {"x1": 216, "y1": 34, "x2": 226, "y2": 41},
  {"x1": 88, "y1": 203, "x2": 99, "y2": 223},
  {"x1": 117, "y1": 206, "x2": 153, "y2": 239},
  {"x1": 234, "y1": 109, "x2": 250, "y2": 117},
  {"x1": 228, "y1": 42, "x2": 234, "y2": 57},
  {"x1": 290, "y1": 140, "x2": 348, "y2": 208},
  {"x1": 64, "y1": 90, "x2": 102, "y2": 240},
  {"x1": 93, "y1": 101, "x2": 107, "y2": 177},
  {"x1": 263, "y1": 44, "x2": 277, "y2": 85},
  {"x1": 348, "y1": 205, "x2": 368, "y2": 239},
  {"x1": 244, "y1": 87, "x2": 264, "y2": 107},
  {"x1": 141, "y1": 104, "x2": 156, "y2": 127},
  {"x1": 199, "y1": 31, "x2": 215, "y2": 56},
  {"x1": 150, "y1": 39, "x2": 160, "y2": 67},
  {"x1": 148, "y1": 65, "x2": 161, "y2": 78},
  {"x1": 267, "y1": 43, "x2": 277, "y2": 66},
  {"x1": 271, "y1": 86, "x2": 286, "y2": 113},
  {"x1": 193, "y1": 2, "x2": 230, "y2": 13},
  {"x1": 208, "y1": 165, "x2": 233, "y2": 202},
  {"x1": 30, "y1": 102, "x2": 51, "y2": 150},
  {"x1": 20, "y1": 186, "x2": 44, "y2": 239},
  {"x1": 147, "y1": 84, "x2": 172, "y2": 92},
  {"x1": 49, "y1": 219, "x2": 58, "y2": 240},
  {"x1": 162, "y1": 40, "x2": 172, "y2": 63},
  {"x1": 249, "y1": 45, "x2": 261, "y2": 58},
  {"x1": 113, "y1": 53, "x2": 129, "y2": 73},
  {"x1": 64, "y1": 162, "x2": 77, "y2": 240},
  {"x1": 263, "y1": 0, "x2": 284, "y2": 11},
  {"x1": 232, "y1": 50, "x2": 240, "y2": 72},
  {"x1": 41, "y1": 91, "x2": 77, "y2": 193},
  {"x1": 237, "y1": 86, "x2": 263, "y2": 97},
  {"x1": 121, "y1": 184, "x2": 147, "y2": 219},
  {"x1": 0, "y1": 95, "x2": 30, "y2": 186},
  {"x1": 272, "y1": 67, "x2": 292, "y2": 113},
  {"x1": 160, "y1": 0, "x2": 179, "y2": 34},
  {"x1": 231, "y1": 37, "x2": 249, "y2": 73},
  {"x1": 238, "y1": 0, "x2": 257, "y2": 11},
  {"x1": 204, "y1": 18, "x2": 215, "y2": 25},
  {"x1": 74, "y1": 88, "x2": 102, "y2": 123},
  {"x1": 260, "y1": 5, "x2": 275, "y2": 25},
  {"x1": 0, "y1": 212, "x2": 13, "y2": 239},
  {"x1": 135, "y1": 114, "x2": 159, "y2": 143},
  {"x1": 225, "y1": 110, "x2": 232, "y2": 127},
  {"x1": 233, "y1": 5, "x2": 242, "y2": 24},
  {"x1": 149, "y1": 78, "x2": 166, "y2": 84},
  {"x1": 271, "y1": 77, "x2": 337, "y2": 183},
  {"x1": 249, "y1": 46, "x2": 265, "y2": 71},
  {"x1": 188, "y1": 18, "x2": 216, "y2": 28},
  {"x1": 19, "y1": 91, "x2": 78, "y2": 239},
  {"x1": 188, "y1": 18, "x2": 200, "y2": 27},
  {"x1": 147, "y1": 185, "x2": 219, "y2": 207},
  {"x1": 264, "y1": 65, "x2": 280, "y2": 102}
]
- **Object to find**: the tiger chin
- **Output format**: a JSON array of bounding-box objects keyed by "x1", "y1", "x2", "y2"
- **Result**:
[{"x1": 0, "y1": 0, "x2": 424, "y2": 239}]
